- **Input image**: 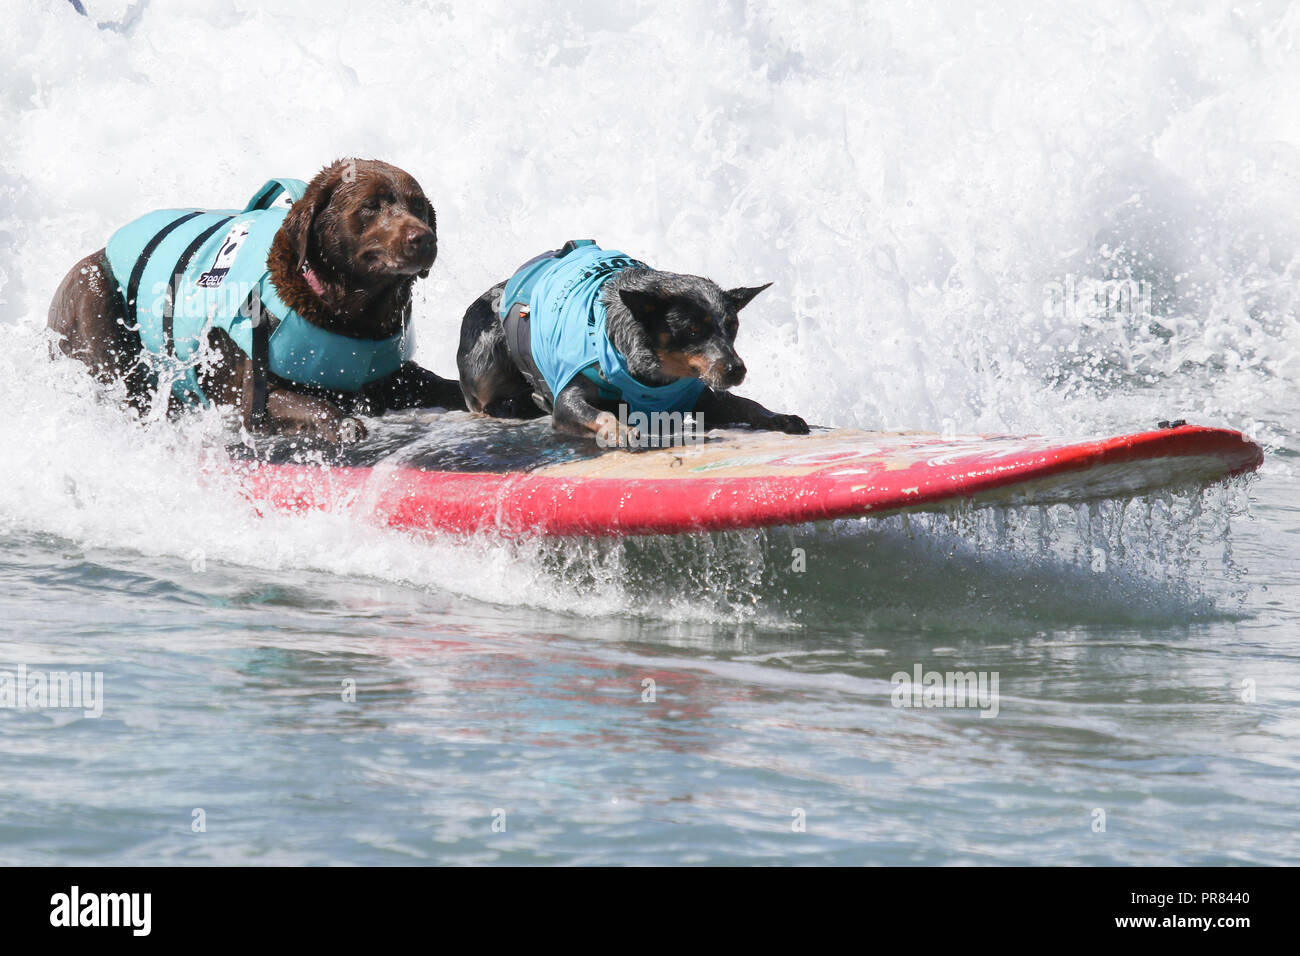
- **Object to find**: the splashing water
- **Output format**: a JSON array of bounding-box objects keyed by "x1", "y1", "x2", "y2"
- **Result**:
[{"x1": 1, "y1": 0, "x2": 1295, "y2": 601}]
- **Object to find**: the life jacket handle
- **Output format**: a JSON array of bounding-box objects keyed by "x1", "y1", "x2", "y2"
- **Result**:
[{"x1": 243, "y1": 178, "x2": 307, "y2": 213}]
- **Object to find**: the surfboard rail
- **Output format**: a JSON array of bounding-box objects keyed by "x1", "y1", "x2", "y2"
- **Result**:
[{"x1": 227, "y1": 423, "x2": 1263, "y2": 537}]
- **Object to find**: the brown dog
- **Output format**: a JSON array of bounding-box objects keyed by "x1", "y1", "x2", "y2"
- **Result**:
[{"x1": 48, "y1": 159, "x2": 465, "y2": 443}]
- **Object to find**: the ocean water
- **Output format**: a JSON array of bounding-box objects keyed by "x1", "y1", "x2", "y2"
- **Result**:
[{"x1": 1, "y1": 0, "x2": 1298, "y2": 865}]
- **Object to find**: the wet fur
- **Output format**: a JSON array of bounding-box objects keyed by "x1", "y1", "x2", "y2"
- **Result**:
[
  {"x1": 48, "y1": 159, "x2": 465, "y2": 444},
  {"x1": 457, "y1": 264, "x2": 809, "y2": 441}
]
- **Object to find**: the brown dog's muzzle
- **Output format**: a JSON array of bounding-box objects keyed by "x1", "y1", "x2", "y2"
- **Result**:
[
  {"x1": 362, "y1": 215, "x2": 436, "y2": 275},
  {"x1": 404, "y1": 224, "x2": 436, "y2": 262}
]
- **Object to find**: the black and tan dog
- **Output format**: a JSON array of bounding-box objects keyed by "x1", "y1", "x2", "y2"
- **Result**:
[
  {"x1": 457, "y1": 240, "x2": 808, "y2": 445},
  {"x1": 48, "y1": 159, "x2": 465, "y2": 444}
]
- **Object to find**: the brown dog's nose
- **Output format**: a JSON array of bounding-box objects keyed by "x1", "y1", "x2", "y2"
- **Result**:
[{"x1": 405, "y1": 227, "x2": 435, "y2": 257}]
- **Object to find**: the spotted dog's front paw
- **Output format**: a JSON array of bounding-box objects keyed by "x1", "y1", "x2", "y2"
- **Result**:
[
  {"x1": 771, "y1": 413, "x2": 810, "y2": 435},
  {"x1": 594, "y1": 411, "x2": 641, "y2": 449}
]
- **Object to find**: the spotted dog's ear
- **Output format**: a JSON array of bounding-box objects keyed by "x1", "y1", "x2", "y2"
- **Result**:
[
  {"x1": 282, "y1": 159, "x2": 350, "y2": 272},
  {"x1": 618, "y1": 287, "x2": 674, "y2": 336},
  {"x1": 725, "y1": 283, "x2": 772, "y2": 312}
]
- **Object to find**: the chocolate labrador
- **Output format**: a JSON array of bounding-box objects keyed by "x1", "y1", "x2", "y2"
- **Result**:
[{"x1": 48, "y1": 158, "x2": 465, "y2": 443}]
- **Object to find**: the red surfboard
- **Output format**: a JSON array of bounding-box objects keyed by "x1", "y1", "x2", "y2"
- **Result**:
[{"x1": 228, "y1": 418, "x2": 1262, "y2": 537}]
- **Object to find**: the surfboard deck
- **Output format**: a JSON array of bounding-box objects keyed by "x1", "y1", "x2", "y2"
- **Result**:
[{"x1": 225, "y1": 416, "x2": 1262, "y2": 537}]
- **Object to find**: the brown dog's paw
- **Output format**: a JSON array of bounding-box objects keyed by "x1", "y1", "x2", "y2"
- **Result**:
[
  {"x1": 338, "y1": 417, "x2": 367, "y2": 443},
  {"x1": 324, "y1": 416, "x2": 368, "y2": 444}
]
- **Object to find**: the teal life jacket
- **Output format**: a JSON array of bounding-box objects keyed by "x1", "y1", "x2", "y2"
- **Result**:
[
  {"x1": 104, "y1": 178, "x2": 413, "y2": 408},
  {"x1": 498, "y1": 240, "x2": 706, "y2": 415}
]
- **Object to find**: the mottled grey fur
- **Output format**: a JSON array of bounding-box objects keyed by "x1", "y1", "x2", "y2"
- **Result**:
[
  {"x1": 456, "y1": 255, "x2": 809, "y2": 442},
  {"x1": 602, "y1": 268, "x2": 751, "y2": 389}
]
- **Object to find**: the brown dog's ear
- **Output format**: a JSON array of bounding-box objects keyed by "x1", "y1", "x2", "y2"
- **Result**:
[
  {"x1": 725, "y1": 282, "x2": 772, "y2": 312},
  {"x1": 417, "y1": 200, "x2": 437, "y2": 279},
  {"x1": 281, "y1": 160, "x2": 347, "y2": 272}
]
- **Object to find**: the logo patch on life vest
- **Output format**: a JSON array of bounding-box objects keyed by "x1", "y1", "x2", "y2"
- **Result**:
[{"x1": 196, "y1": 221, "x2": 251, "y2": 288}]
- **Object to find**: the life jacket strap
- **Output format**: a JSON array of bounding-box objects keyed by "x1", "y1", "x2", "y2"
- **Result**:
[
  {"x1": 163, "y1": 215, "x2": 234, "y2": 362},
  {"x1": 240, "y1": 286, "x2": 271, "y2": 428},
  {"x1": 125, "y1": 211, "x2": 203, "y2": 312},
  {"x1": 498, "y1": 240, "x2": 598, "y2": 413},
  {"x1": 502, "y1": 302, "x2": 552, "y2": 412}
]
